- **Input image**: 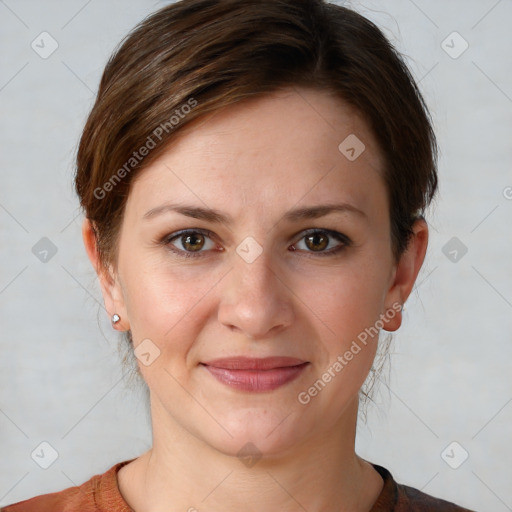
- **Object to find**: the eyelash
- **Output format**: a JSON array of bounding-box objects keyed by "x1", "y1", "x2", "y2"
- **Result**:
[{"x1": 159, "y1": 228, "x2": 351, "y2": 259}]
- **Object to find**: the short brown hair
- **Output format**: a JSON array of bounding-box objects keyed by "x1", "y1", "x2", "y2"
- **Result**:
[{"x1": 75, "y1": 0, "x2": 437, "y2": 269}]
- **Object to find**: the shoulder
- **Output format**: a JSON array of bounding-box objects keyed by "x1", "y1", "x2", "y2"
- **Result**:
[
  {"x1": 0, "y1": 477, "x2": 99, "y2": 512},
  {"x1": 0, "y1": 459, "x2": 135, "y2": 512},
  {"x1": 371, "y1": 463, "x2": 476, "y2": 512},
  {"x1": 0, "y1": 485, "x2": 94, "y2": 512},
  {"x1": 396, "y1": 481, "x2": 476, "y2": 511}
]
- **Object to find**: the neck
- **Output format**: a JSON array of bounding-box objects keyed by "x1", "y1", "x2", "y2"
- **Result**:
[{"x1": 118, "y1": 395, "x2": 383, "y2": 512}]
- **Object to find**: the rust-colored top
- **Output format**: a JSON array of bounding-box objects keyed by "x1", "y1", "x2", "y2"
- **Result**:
[{"x1": 1, "y1": 459, "x2": 475, "y2": 511}]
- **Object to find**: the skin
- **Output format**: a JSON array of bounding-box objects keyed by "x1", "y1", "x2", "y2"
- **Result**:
[{"x1": 83, "y1": 86, "x2": 428, "y2": 511}]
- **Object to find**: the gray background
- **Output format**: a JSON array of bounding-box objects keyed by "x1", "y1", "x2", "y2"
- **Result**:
[{"x1": 1, "y1": 0, "x2": 511, "y2": 509}]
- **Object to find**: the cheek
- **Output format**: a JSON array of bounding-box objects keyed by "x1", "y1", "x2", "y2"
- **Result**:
[
  {"x1": 304, "y1": 255, "x2": 390, "y2": 390},
  {"x1": 312, "y1": 259, "x2": 390, "y2": 337},
  {"x1": 120, "y1": 257, "x2": 221, "y2": 367},
  {"x1": 120, "y1": 238, "x2": 212, "y2": 324},
  {"x1": 301, "y1": 282, "x2": 383, "y2": 410}
]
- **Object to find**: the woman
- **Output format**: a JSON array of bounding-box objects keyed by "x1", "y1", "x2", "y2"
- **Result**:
[{"x1": 2, "y1": 0, "x2": 475, "y2": 510}]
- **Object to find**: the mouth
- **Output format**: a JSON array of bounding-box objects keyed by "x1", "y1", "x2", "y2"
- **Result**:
[{"x1": 200, "y1": 357, "x2": 310, "y2": 392}]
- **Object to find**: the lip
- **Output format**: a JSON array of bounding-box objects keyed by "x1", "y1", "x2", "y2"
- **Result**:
[{"x1": 201, "y1": 357, "x2": 309, "y2": 392}]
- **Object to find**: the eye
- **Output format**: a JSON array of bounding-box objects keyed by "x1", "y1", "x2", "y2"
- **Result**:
[
  {"x1": 159, "y1": 228, "x2": 350, "y2": 259},
  {"x1": 291, "y1": 229, "x2": 350, "y2": 256},
  {"x1": 163, "y1": 229, "x2": 216, "y2": 257}
]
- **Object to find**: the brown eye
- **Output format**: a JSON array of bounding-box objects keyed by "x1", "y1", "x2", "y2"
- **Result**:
[
  {"x1": 164, "y1": 229, "x2": 216, "y2": 257},
  {"x1": 305, "y1": 232, "x2": 329, "y2": 251},
  {"x1": 292, "y1": 229, "x2": 351, "y2": 257},
  {"x1": 181, "y1": 233, "x2": 205, "y2": 252}
]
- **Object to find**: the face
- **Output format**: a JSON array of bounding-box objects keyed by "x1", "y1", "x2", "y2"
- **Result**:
[{"x1": 90, "y1": 87, "x2": 424, "y2": 458}]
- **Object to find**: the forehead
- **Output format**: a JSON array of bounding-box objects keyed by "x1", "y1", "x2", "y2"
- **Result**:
[{"x1": 126, "y1": 87, "x2": 386, "y2": 222}]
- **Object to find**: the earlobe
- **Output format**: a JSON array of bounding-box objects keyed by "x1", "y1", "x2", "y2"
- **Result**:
[
  {"x1": 81, "y1": 218, "x2": 129, "y2": 331},
  {"x1": 382, "y1": 218, "x2": 429, "y2": 332}
]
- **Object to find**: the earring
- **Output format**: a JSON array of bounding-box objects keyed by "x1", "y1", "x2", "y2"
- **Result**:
[{"x1": 111, "y1": 313, "x2": 121, "y2": 324}]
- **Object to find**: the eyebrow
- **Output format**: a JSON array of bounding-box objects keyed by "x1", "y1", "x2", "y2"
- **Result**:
[{"x1": 142, "y1": 202, "x2": 367, "y2": 224}]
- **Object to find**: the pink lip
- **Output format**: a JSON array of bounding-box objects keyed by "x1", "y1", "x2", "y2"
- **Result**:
[{"x1": 201, "y1": 357, "x2": 309, "y2": 392}]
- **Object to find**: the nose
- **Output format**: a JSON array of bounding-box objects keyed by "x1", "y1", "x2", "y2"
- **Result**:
[{"x1": 217, "y1": 243, "x2": 295, "y2": 340}]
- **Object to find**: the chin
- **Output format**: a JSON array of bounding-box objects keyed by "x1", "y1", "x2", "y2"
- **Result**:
[{"x1": 196, "y1": 405, "x2": 316, "y2": 462}]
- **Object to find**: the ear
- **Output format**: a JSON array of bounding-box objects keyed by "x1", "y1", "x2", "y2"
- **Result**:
[
  {"x1": 82, "y1": 218, "x2": 129, "y2": 331},
  {"x1": 382, "y1": 218, "x2": 429, "y2": 332}
]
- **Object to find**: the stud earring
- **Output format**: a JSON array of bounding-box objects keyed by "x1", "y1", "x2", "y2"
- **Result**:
[{"x1": 111, "y1": 313, "x2": 121, "y2": 324}]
